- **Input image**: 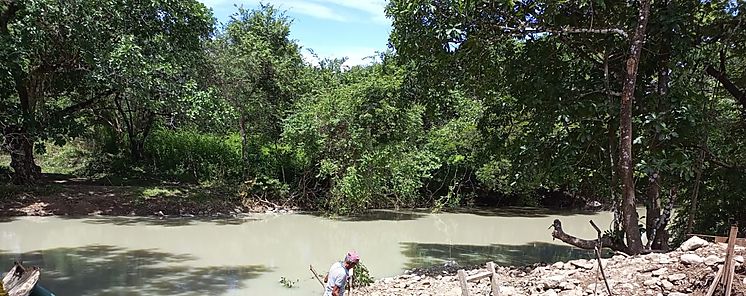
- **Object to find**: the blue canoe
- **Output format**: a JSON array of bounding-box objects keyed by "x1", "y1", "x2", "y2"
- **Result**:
[
  {"x1": 2, "y1": 263, "x2": 56, "y2": 296},
  {"x1": 30, "y1": 284, "x2": 55, "y2": 296}
]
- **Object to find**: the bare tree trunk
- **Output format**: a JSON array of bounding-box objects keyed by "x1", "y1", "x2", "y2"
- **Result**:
[
  {"x1": 239, "y1": 112, "x2": 250, "y2": 178},
  {"x1": 618, "y1": 0, "x2": 652, "y2": 255}
]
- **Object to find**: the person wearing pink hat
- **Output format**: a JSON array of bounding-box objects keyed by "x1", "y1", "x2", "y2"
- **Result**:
[{"x1": 323, "y1": 251, "x2": 360, "y2": 296}]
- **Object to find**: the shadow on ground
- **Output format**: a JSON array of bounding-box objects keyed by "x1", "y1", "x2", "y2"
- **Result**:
[
  {"x1": 0, "y1": 245, "x2": 270, "y2": 296},
  {"x1": 400, "y1": 241, "x2": 598, "y2": 270}
]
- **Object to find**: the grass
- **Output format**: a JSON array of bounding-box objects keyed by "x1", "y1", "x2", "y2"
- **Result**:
[{"x1": 140, "y1": 187, "x2": 183, "y2": 199}]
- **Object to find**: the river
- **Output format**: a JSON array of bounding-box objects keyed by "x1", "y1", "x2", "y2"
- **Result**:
[{"x1": 0, "y1": 208, "x2": 616, "y2": 295}]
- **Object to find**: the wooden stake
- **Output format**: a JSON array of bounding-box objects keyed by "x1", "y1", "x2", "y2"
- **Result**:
[
  {"x1": 723, "y1": 225, "x2": 738, "y2": 295},
  {"x1": 486, "y1": 262, "x2": 500, "y2": 296},
  {"x1": 705, "y1": 265, "x2": 723, "y2": 296},
  {"x1": 457, "y1": 269, "x2": 470, "y2": 296},
  {"x1": 725, "y1": 259, "x2": 735, "y2": 296}
]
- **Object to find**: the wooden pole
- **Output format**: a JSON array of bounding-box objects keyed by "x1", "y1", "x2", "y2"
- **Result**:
[
  {"x1": 486, "y1": 262, "x2": 500, "y2": 296},
  {"x1": 309, "y1": 265, "x2": 325, "y2": 288},
  {"x1": 704, "y1": 265, "x2": 723, "y2": 296},
  {"x1": 723, "y1": 225, "x2": 738, "y2": 296},
  {"x1": 590, "y1": 220, "x2": 613, "y2": 296},
  {"x1": 457, "y1": 269, "x2": 470, "y2": 296}
]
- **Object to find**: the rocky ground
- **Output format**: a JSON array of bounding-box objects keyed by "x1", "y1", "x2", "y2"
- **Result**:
[{"x1": 358, "y1": 237, "x2": 746, "y2": 296}]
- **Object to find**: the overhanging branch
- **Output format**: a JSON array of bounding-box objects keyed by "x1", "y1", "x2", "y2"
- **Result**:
[
  {"x1": 497, "y1": 26, "x2": 629, "y2": 39},
  {"x1": 705, "y1": 65, "x2": 746, "y2": 112}
]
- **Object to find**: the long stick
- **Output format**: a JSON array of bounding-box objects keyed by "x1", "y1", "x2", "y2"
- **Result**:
[
  {"x1": 590, "y1": 220, "x2": 613, "y2": 296},
  {"x1": 309, "y1": 265, "x2": 325, "y2": 288}
]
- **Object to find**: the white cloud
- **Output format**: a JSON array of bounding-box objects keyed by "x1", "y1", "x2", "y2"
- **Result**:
[
  {"x1": 302, "y1": 47, "x2": 380, "y2": 69},
  {"x1": 281, "y1": 1, "x2": 349, "y2": 22},
  {"x1": 315, "y1": 0, "x2": 389, "y2": 24},
  {"x1": 199, "y1": 0, "x2": 388, "y2": 24}
]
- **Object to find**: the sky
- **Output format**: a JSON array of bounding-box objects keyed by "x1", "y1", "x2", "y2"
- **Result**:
[{"x1": 198, "y1": 0, "x2": 392, "y2": 67}]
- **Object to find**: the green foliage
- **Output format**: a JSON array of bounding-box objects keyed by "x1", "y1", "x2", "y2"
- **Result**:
[
  {"x1": 278, "y1": 276, "x2": 298, "y2": 288},
  {"x1": 35, "y1": 141, "x2": 92, "y2": 175},
  {"x1": 140, "y1": 187, "x2": 182, "y2": 199},
  {"x1": 353, "y1": 263, "x2": 373, "y2": 287},
  {"x1": 283, "y1": 63, "x2": 440, "y2": 213},
  {"x1": 143, "y1": 130, "x2": 242, "y2": 182}
]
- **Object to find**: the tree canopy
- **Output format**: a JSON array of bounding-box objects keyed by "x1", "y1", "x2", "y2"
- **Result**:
[{"x1": 2, "y1": 1, "x2": 745, "y2": 254}]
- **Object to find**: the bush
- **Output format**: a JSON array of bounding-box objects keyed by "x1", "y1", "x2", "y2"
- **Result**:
[{"x1": 144, "y1": 130, "x2": 243, "y2": 182}]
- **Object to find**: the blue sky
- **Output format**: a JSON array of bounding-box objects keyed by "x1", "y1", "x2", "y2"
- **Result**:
[{"x1": 198, "y1": 0, "x2": 392, "y2": 66}]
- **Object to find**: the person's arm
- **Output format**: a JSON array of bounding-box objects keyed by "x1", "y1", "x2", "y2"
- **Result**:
[{"x1": 332, "y1": 285, "x2": 341, "y2": 296}]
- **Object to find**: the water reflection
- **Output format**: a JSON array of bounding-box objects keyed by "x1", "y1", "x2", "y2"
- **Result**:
[
  {"x1": 0, "y1": 245, "x2": 269, "y2": 296},
  {"x1": 0, "y1": 210, "x2": 620, "y2": 295},
  {"x1": 400, "y1": 242, "x2": 595, "y2": 269}
]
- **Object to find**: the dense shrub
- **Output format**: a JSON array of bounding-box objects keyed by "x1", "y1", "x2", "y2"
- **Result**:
[{"x1": 144, "y1": 130, "x2": 242, "y2": 182}]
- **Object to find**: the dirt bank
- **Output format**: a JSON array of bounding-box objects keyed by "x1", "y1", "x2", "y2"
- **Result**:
[
  {"x1": 0, "y1": 175, "x2": 282, "y2": 217},
  {"x1": 358, "y1": 237, "x2": 745, "y2": 296}
]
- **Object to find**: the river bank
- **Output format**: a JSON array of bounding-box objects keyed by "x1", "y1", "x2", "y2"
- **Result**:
[
  {"x1": 0, "y1": 174, "x2": 287, "y2": 217},
  {"x1": 358, "y1": 237, "x2": 746, "y2": 296}
]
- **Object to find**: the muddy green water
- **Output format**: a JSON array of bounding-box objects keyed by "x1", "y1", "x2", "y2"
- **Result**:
[{"x1": 0, "y1": 209, "x2": 616, "y2": 295}]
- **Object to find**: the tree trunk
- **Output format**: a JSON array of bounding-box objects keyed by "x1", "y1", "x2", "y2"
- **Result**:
[
  {"x1": 685, "y1": 149, "x2": 705, "y2": 234},
  {"x1": 645, "y1": 172, "x2": 661, "y2": 244},
  {"x1": 239, "y1": 112, "x2": 250, "y2": 177},
  {"x1": 3, "y1": 125, "x2": 41, "y2": 184},
  {"x1": 605, "y1": 50, "x2": 622, "y2": 232},
  {"x1": 618, "y1": 0, "x2": 652, "y2": 255}
]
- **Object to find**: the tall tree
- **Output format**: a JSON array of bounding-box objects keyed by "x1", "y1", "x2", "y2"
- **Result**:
[
  {"x1": 209, "y1": 5, "x2": 304, "y2": 178},
  {"x1": 0, "y1": 0, "x2": 212, "y2": 182}
]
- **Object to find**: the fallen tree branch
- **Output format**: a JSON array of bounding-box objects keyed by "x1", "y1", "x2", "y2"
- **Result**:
[{"x1": 551, "y1": 219, "x2": 628, "y2": 253}]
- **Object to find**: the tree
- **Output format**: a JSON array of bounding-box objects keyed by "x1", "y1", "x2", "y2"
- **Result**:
[
  {"x1": 209, "y1": 5, "x2": 304, "y2": 178},
  {"x1": 0, "y1": 0, "x2": 212, "y2": 182}
]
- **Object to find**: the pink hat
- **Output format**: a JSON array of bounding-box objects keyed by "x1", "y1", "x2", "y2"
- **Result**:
[{"x1": 345, "y1": 250, "x2": 360, "y2": 263}]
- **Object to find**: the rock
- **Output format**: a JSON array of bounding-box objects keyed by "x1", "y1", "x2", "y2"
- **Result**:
[
  {"x1": 652, "y1": 268, "x2": 668, "y2": 276},
  {"x1": 541, "y1": 290, "x2": 558, "y2": 296},
  {"x1": 558, "y1": 281, "x2": 575, "y2": 290},
  {"x1": 660, "y1": 279, "x2": 674, "y2": 290},
  {"x1": 558, "y1": 290, "x2": 582, "y2": 296},
  {"x1": 668, "y1": 293, "x2": 688, "y2": 296},
  {"x1": 704, "y1": 255, "x2": 722, "y2": 266},
  {"x1": 498, "y1": 286, "x2": 518, "y2": 295},
  {"x1": 658, "y1": 257, "x2": 671, "y2": 264},
  {"x1": 544, "y1": 275, "x2": 565, "y2": 289},
  {"x1": 735, "y1": 255, "x2": 744, "y2": 264},
  {"x1": 679, "y1": 236, "x2": 709, "y2": 251},
  {"x1": 668, "y1": 273, "x2": 686, "y2": 282},
  {"x1": 680, "y1": 254, "x2": 703, "y2": 265},
  {"x1": 644, "y1": 279, "x2": 658, "y2": 286},
  {"x1": 553, "y1": 262, "x2": 565, "y2": 269}
]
